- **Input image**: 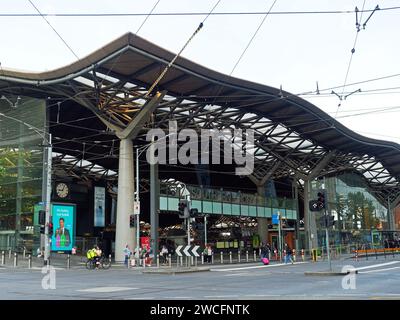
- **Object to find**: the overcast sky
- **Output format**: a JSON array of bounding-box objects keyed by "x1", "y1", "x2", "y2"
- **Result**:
[{"x1": 1, "y1": 0, "x2": 400, "y2": 144}]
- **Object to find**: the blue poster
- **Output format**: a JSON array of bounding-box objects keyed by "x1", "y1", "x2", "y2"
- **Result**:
[
  {"x1": 51, "y1": 204, "x2": 75, "y2": 252},
  {"x1": 272, "y1": 213, "x2": 280, "y2": 225},
  {"x1": 94, "y1": 187, "x2": 105, "y2": 227}
]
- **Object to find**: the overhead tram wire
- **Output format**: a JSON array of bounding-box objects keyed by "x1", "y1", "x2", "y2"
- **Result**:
[
  {"x1": 1, "y1": 6, "x2": 400, "y2": 17},
  {"x1": 27, "y1": 0, "x2": 79, "y2": 60},
  {"x1": 145, "y1": 0, "x2": 222, "y2": 98},
  {"x1": 208, "y1": 0, "x2": 278, "y2": 114},
  {"x1": 98, "y1": 0, "x2": 163, "y2": 88}
]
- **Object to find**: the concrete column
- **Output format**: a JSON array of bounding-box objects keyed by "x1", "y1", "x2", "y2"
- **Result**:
[
  {"x1": 115, "y1": 138, "x2": 135, "y2": 262},
  {"x1": 304, "y1": 180, "x2": 318, "y2": 250},
  {"x1": 257, "y1": 185, "x2": 269, "y2": 245},
  {"x1": 150, "y1": 162, "x2": 159, "y2": 256}
]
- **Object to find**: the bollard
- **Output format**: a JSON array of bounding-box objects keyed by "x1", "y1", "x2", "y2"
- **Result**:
[
  {"x1": 143, "y1": 258, "x2": 146, "y2": 269},
  {"x1": 393, "y1": 249, "x2": 395, "y2": 259},
  {"x1": 201, "y1": 253, "x2": 204, "y2": 265},
  {"x1": 229, "y1": 251, "x2": 232, "y2": 264},
  {"x1": 28, "y1": 254, "x2": 32, "y2": 269},
  {"x1": 384, "y1": 248, "x2": 387, "y2": 259},
  {"x1": 157, "y1": 255, "x2": 160, "y2": 268},
  {"x1": 23, "y1": 249, "x2": 26, "y2": 259},
  {"x1": 274, "y1": 249, "x2": 278, "y2": 261},
  {"x1": 13, "y1": 252, "x2": 18, "y2": 268},
  {"x1": 8, "y1": 249, "x2": 11, "y2": 260},
  {"x1": 301, "y1": 249, "x2": 305, "y2": 261},
  {"x1": 293, "y1": 249, "x2": 296, "y2": 262},
  {"x1": 195, "y1": 256, "x2": 198, "y2": 267},
  {"x1": 238, "y1": 250, "x2": 241, "y2": 263},
  {"x1": 211, "y1": 253, "x2": 214, "y2": 264},
  {"x1": 220, "y1": 251, "x2": 224, "y2": 264},
  {"x1": 355, "y1": 250, "x2": 358, "y2": 262},
  {"x1": 180, "y1": 256, "x2": 183, "y2": 267},
  {"x1": 1, "y1": 251, "x2": 5, "y2": 265},
  {"x1": 246, "y1": 251, "x2": 249, "y2": 262},
  {"x1": 375, "y1": 249, "x2": 378, "y2": 260},
  {"x1": 109, "y1": 254, "x2": 112, "y2": 264},
  {"x1": 168, "y1": 254, "x2": 172, "y2": 268},
  {"x1": 67, "y1": 254, "x2": 71, "y2": 269},
  {"x1": 253, "y1": 250, "x2": 256, "y2": 262},
  {"x1": 366, "y1": 249, "x2": 368, "y2": 261}
]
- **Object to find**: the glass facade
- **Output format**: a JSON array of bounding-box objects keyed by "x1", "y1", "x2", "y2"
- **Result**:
[
  {"x1": 0, "y1": 96, "x2": 46, "y2": 251},
  {"x1": 159, "y1": 183, "x2": 298, "y2": 219},
  {"x1": 311, "y1": 172, "x2": 389, "y2": 247}
]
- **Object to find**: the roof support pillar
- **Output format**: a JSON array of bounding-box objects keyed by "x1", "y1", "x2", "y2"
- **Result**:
[
  {"x1": 113, "y1": 91, "x2": 166, "y2": 262},
  {"x1": 308, "y1": 151, "x2": 337, "y2": 180},
  {"x1": 115, "y1": 138, "x2": 135, "y2": 262}
]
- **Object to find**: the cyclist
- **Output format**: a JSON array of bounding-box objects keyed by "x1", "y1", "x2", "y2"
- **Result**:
[{"x1": 94, "y1": 245, "x2": 102, "y2": 268}]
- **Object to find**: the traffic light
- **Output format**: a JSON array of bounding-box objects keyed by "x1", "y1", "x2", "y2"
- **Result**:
[
  {"x1": 190, "y1": 208, "x2": 199, "y2": 217},
  {"x1": 178, "y1": 199, "x2": 189, "y2": 218},
  {"x1": 38, "y1": 210, "x2": 46, "y2": 226},
  {"x1": 129, "y1": 215, "x2": 135, "y2": 228},
  {"x1": 317, "y1": 189, "x2": 326, "y2": 210},
  {"x1": 48, "y1": 222, "x2": 53, "y2": 236},
  {"x1": 326, "y1": 215, "x2": 335, "y2": 227},
  {"x1": 309, "y1": 200, "x2": 319, "y2": 212},
  {"x1": 40, "y1": 226, "x2": 45, "y2": 234}
]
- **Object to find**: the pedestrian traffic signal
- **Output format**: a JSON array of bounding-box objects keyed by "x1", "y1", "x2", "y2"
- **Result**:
[
  {"x1": 317, "y1": 190, "x2": 326, "y2": 210},
  {"x1": 48, "y1": 222, "x2": 53, "y2": 236},
  {"x1": 178, "y1": 199, "x2": 189, "y2": 218},
  {"x1": 309, "y1": 200, "x2": 320, "y2": 212},
  {"x1": 38, "y1": 210, "x2": 46, "y2": 226},
  {"x1": 129, "y1": 215, "x2": 135, "y2": 228},
  {"x1": 190, "y1": 208, "x2": 199, "y2": 217}
]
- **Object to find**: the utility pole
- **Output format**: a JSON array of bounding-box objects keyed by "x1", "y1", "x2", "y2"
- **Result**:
[{"x1": 44, "y1": 134, "x2": 52, "y2": 266}]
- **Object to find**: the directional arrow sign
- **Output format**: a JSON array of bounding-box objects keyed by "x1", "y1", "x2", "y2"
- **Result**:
[
  {"x1": 191, "y1": 245, "x2": 200, "y2": 257},
  {"x1": 183, "y1": 245, "x2": 191, "y2": 257},
  {"x1": 176, "y1": 245, "x2": 183, "y2": 257}
]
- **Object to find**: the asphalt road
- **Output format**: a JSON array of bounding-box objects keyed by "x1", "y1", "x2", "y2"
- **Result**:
[{"x1": 0, "y1": 256, "x2": 399, "y2": 300}]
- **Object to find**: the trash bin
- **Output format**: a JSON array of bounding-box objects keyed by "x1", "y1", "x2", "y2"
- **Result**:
[{"x1": 312, "y1": 249, "x2": 317, "y2": 262}]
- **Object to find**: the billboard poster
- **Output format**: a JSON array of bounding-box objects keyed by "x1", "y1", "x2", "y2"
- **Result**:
[
  {"x1": 51, "y1": 203, "x2": 75, "y2": 252},
  {"x1": 94, "y1": 187, "x2": 106, "y2": 227},
  {"x1": 140, "y1": 237, "x2": 150, "y2": 250}
]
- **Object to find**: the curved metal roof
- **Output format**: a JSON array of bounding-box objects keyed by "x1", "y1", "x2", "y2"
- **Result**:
[{"x1": 1, "y1": 32, "x2": 399, "y2": 205}]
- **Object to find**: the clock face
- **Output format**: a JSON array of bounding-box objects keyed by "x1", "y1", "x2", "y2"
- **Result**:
[{"x1": 56, "y1": 183, "x2": 69, "y2": 198}]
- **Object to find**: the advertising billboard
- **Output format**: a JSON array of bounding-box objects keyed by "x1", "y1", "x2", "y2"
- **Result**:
[
  {"x1": 51, "y1": 203, "x2": 76, "y2": 252},
  {"x1": 94, "y1": 187, "x2": 105, "y2": 227}
]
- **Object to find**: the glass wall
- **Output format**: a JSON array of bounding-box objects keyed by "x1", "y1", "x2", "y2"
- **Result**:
[
  {"x1": 311, "y1": 172, "x2": 389, "y2": 247},
  {"x1": 0, "y1": 96, "x2": 46, "y2": 251}
]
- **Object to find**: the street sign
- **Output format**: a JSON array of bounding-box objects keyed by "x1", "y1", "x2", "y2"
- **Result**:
[
  {"x1": 134, "y1": 201, "x2": 140, "y2": 215},
  {"x1": 176, "y1": 245, "x2": 201, "y2": 257},
  {"x1": 272, "y1": 213, "x2": 280, "y2": 225},
  {"x1": 175, "y1": 245, "x2": 183, "y2": 257}
]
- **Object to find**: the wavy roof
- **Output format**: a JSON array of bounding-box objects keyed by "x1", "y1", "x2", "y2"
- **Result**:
[{"x1": 1, "y1": 32, "x2": 399, "y2": 205}]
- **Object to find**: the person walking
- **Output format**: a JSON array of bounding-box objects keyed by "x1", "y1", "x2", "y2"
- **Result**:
[
  {"x1": 284, "y1": 243, "x2": 294, "y2": 264},
  {"x1": 123, "y1": 244, "x2": 131, "y2": 267}
]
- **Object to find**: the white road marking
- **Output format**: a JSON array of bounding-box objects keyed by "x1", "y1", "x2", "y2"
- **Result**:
[
  {"x1": 211, "y1": 262, "x2": 308, "y2": 272},
  {"x1": 359, "y1": 266, "x2": 400, "y2": 274},
  {"x1": 224, "y1": 272, "x2": 252, "y2": 277},
  {"x1": 204, "y1": 295, "x2": 239, "y2": 298},
  {"x1": 351, "y1": 261, "x2": 400, "y2": 271},
  {"x1": 77, "y1": 287, "x2": 139, "y2": 293},
  {"x1": 126, "y1": 297, "x2": 155, "y2": 300}
]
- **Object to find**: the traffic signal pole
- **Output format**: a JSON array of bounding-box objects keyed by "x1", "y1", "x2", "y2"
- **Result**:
[{"x1": 323, "y1": 202, "x2": 332, "y2": 271}]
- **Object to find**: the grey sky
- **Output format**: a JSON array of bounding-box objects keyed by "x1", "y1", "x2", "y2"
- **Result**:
[{"x1": 1, "y1": 0, "x2": 399, "y2": 143}]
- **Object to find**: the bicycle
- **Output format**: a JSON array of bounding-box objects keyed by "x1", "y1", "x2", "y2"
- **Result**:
[{"x1": 85, "y1": 255, "x2": 111, "y2": 270}]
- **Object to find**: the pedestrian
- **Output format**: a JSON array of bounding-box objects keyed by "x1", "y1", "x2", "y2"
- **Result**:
[
  {"x1": 160, "y1": 245, "x2": 169, "y2": 265},
  {"x1": 123, "y1": 244, "x2": 131, "y2": 267},
  {"x1": 284, "y1": 243, "x2": 294, "y2": 264}
]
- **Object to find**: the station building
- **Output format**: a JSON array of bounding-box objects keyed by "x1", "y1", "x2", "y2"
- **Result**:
[{"x1": 0, "y1": 33, "x2": 399, "y2": 261}]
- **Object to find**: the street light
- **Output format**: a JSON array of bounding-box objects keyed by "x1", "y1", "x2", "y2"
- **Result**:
[{"x1": 0, "y1": 112, "x2": 52, "y2": 265}]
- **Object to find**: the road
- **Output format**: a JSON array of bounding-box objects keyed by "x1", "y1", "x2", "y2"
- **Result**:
[{"x1": 0, "y1": 256, "x2": 399, "y2": 300}]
